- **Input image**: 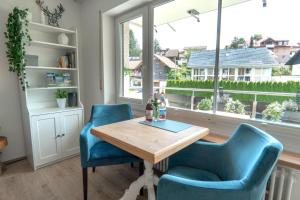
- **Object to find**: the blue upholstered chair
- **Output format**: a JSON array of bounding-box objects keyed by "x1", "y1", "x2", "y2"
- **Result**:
[
  {"x1": 80, "y1": 104, "x2": 141, "y2": 200},
  {"x1": 157, "y1": 123, "x2": 283, "y2": 200}
]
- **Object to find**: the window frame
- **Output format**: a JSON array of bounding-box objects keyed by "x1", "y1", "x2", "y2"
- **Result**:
[
  {"x1": 114, "y1": 0, "x2": 300, "y2": 152},
  {"x1": 115, "y1": 6, "x2": 151, "y2": 106}
]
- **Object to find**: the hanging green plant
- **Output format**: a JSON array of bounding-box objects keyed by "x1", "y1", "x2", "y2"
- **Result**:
[{"x1": 4, "y1": 7, "x2": 32, "y2": 91}]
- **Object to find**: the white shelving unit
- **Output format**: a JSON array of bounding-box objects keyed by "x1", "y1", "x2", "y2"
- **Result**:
[
  {"x1": 20, "y1": 22, "x2": 83, "y2": 170},
  {"x1": 30, "y1": 40, "x2": 77, "y2": 49},
  {"x1": 26, "y1": 66, "x2": 77, "y2": 71}
]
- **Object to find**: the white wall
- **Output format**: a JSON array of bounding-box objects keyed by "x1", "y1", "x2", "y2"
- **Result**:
[
  {"x1": 0, "y1": 0, "x2": 82, "y2": 161},
  {"x1": 292, "y1": 64, "x2": 300, "y2": 76},
  {"x1": 80, "y1": 0, "x2": 130, "y2": 121}
]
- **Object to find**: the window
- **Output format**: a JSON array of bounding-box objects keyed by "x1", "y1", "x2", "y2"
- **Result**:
[
  {"x1": 116, "y1": 0, "x2": 300, "y2": 129},
  {"x1": 207, "y1": 69, "x2": 214, "y2": 80},
  {"x1": 121, "y1": 17, "x2": 143, "y2": 99},
  {"x1": 237, "y1": 68, "x2": 251, "y2": 81},
  {"x1": 152, "y1": 0, "x2": 217, "y2": 110},
  {"x1": 221, "y1": 68, "x2": 235, "y2": 80},
  {"x1": 193, "y1": 69, "x2": 205, "y2": 80},
  {"x1": 116, "y1": 7, "x2": 149, "y2": 104}
]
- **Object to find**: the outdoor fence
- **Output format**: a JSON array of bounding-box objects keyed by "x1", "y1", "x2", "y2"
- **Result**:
[{"x1": 166, "y1": 87, "x2": 296, "y2": 117}]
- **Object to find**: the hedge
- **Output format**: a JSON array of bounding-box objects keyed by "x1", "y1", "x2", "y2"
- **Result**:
[{"x1": 166, "y1": 80, "x2": 300, "y2": 103}]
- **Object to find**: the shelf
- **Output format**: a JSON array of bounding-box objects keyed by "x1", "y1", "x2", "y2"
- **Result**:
[
  {"x1": 30, "y1": 40, "x2": 77, "y2": 50},
  {"x1": 29, "y1": 107, "x2": 83, "y2": 116},
  {"x1": 27, "y1": 86, "x2": 78, "y2": 91},
  {"x1": 26, "y1": 66, "x2": 77, "y2": 71},
  {"x1": 29, "y1": 22, "x2": 76, "y2": 34}
]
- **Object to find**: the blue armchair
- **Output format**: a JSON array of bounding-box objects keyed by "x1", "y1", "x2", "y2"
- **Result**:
[
  {"x1": 80, "y1": 104, "x2": 141, "y2": 200},
  {"x1": 157, "y1": 123, "x2": 283, "y2": 200}
]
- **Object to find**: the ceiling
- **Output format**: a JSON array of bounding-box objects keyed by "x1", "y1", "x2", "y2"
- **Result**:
[{"x1": 154, "y1": 0, "x2": 251, "y2": 26}]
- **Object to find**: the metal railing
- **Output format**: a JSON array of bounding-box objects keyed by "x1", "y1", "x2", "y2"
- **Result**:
[{"x1": 166, "y1": 87, "x2": 297, "y2": 119}]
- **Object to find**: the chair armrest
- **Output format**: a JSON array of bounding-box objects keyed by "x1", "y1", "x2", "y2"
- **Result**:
[
  {"x1": 80, "y1": 122, "x2": 101, "y2": 167},
  {"x1": 157, "y1": 174, "x2": 247, "y2": 200},
  {"x1": 169, "y1": 141, "x2": 225, "y2": 172}
]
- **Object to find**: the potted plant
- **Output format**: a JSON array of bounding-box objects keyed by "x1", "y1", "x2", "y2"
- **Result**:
[
  {"x1": 4, "y1": 7, "x2": 31, "y2": 91},
  {"x1": 262, "y1": 102, "x2": 283, "y2": 121},
  {"x1": 281, "y1": 99, "x2": 300, "y2": 123},
  {"x1": 55, "y1": 89, "x2": 68, "y2": 109},
  {"x1": 224, "y1": 99, "x2": 246, "y2": 114},
  {"x1": 197, "y1": 98, "x2": 212, "y2": 111}
]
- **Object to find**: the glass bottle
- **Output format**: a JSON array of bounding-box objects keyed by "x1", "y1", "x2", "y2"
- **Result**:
[
  {"x1": 145, "y1": 96, "x2": 153, "y2": 122},
  {"x1": 159, "y1": 92, "x2": 167, "y2": 120}
]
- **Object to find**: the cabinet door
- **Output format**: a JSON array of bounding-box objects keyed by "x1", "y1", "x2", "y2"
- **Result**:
[
  {"x1": 60, "y1": 110, "x2": 83, "y2": 157},
  {"x1": 31, "y1": 114, "x2": 61, "y2": 166}
]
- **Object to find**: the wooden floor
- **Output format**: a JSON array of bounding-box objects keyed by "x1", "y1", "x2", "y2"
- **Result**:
[{"x1": 0, "y1": 156, "x2": 146, "y2": 200}]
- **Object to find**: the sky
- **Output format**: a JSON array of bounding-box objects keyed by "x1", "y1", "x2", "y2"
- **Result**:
[{"x1": 152, "y1": 0, "x2": 300, "y2": 50}]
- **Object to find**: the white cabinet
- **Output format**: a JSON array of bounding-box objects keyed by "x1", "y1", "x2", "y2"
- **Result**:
[
  {"x1": 30, "y1": 109, "x2": 83, "y2": 169},
  {"x1": 19, "y1": 22, "x2": 84, "y2": 170},
  {"x1": 31, "y1": 113, "x2": 61, "y2": 166},
  {"x1": 61, "y1": 110, "x2": 82, "y2": 157}
]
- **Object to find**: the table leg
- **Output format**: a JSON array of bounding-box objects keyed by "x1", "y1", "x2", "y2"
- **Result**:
[{"x1": 120, "y1": 160, "x2": 158, "y2": 200}]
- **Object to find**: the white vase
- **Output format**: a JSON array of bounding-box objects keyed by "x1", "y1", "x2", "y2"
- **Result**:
[
  {"x1": 57, "y1": 33, "x2": 69, "y2": 45},
  {"x1": 56, "y1": 98, "x2": 66, "y2": 109}
]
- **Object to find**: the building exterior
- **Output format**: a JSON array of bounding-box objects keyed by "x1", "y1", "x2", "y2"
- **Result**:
[
  {"x1": 286, "y1": 50, "x2": 300, "y2": 76},
  {"x1": 188, "y1": 48, "x2": 278, "y2": 81},
  {"x1": 126, "y1": 54, "x2": 179, "y2": 89},
  {"x1": 256, "y1": 38, "x2": 300, "y2": 64}
]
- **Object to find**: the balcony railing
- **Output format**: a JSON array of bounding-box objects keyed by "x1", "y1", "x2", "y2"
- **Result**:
[{"x1": 165, "y1": 87, "x2": 300, "y2": 126}]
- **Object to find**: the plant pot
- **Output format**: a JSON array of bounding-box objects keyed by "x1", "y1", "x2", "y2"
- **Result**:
[
  {"x1": 56, "y1": 98, "x2": 66, "y2": 109},
  {"x1": 282, "y1": 111, "x2": 300, "y2": 123}
]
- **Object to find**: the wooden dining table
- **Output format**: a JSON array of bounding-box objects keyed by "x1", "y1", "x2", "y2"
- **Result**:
[{"x1": 91, "y1": 117, "x2": 209, "y2": 200}]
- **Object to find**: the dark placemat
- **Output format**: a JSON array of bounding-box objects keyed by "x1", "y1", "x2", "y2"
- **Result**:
[{"x1": 139, "y1": 119, "x2": 193, "y2": 133}]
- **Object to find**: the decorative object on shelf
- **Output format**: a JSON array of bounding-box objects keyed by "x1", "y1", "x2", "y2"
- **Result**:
[
  {"x1": 66, "y1": 52, "x2": 76, "y2": 68},
  {"x1": 63, "y1": 73, "x2": 71, "y2": 86},
  {"x1": 57, "y1": 33, "x2": 69, "y2": 45},
  {"x1": 36, "y1": 0, "x2": 65, "y2": 27},
  {"x1": 55, "y1": 73, "x2": 64, "y2": 86},
  {"x1": 25, "y1": 55, "x2": 39, "y2": 66},
  {"x1": 55, "y1": 89, "x2": 68, "y2": 109},
  {"x1": 4, "y1": 7, "x2": 32, "y2": 91},
  {"x1": 68, "y1": 92, "x2": 77, "y2": 107},
  {"x1": 58, "y1": 56, "x2": 69, "y2": 68},
  {"x1": 46, "y1": 72, "x2": 56, "y2": 86}
]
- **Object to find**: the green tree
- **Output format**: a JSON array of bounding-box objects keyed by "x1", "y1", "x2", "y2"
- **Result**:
[
  {"x1": 167, "y1": 65, "x2": 191, "y2": 80},
  {"x1": 154, "y1": 38, "x2": 161, "y2": 53},
  {"x1": 253, "y1": 34, "x2": 262, "y2": 41},
  {"x1": 229, "y1": 37, "x2": 246, "y2": 49},
  {"x1": 250, "y1": 34, "x2": 262, "y2": 48},
  {"x1": 129, "y1": 29, "x2": 141, "y2": 57}
]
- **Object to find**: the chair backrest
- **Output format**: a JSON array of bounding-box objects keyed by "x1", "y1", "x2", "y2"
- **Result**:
[
  {"x1": 89, "y1": 104, "x2": 133, "y2": 126},
  {"x1": 222, "y1": 124, "x2": 283, "y2": 187}
]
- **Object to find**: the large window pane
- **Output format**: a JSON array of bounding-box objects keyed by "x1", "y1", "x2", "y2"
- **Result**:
[
  {"x1": 218, "y1": 0, "x2": 300, "y2": 126},
  {"x1": 122, "y1": 16, "x2": 143, "y2": 99},
  {"x1": 153, "y1": 0, "x2": 217, "y2": 111}
]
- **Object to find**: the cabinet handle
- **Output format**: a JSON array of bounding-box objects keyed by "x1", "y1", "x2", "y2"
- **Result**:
[
  {"x1": 56, "y1": 135, "x2": 61, "y2": 138},
  {"x1": 61, "y1": 134, "x2": 65, "y2": 137}
]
